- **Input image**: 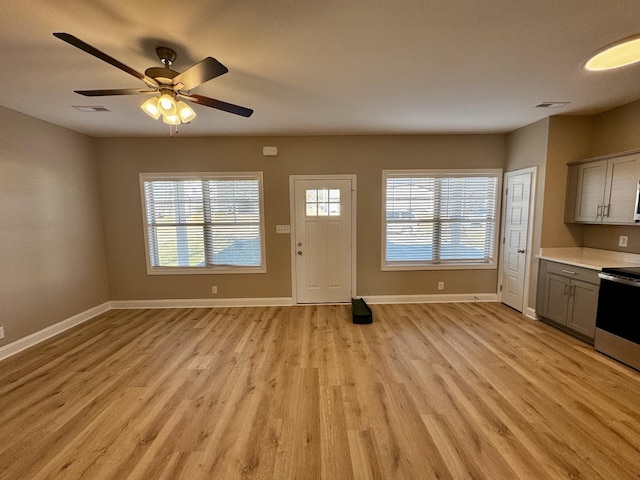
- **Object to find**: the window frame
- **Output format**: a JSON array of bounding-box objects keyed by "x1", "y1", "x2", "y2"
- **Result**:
[
  {"x1": 139, "y1": 172, "x2": 266, "y2": 275},
  {"x1": 381, "y1": 168, "x2": 502, "y2": 271}
]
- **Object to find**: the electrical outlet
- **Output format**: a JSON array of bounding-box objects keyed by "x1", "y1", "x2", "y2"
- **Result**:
[
  {"x1": 211, "y1": 286, "x2": 218, "y2": 294},
  {"x1": 0, "y1": 326, "x2": 4, "y2": 340},
  {"x1": 438, "y1": 281, "x2": 444, "y2": 290},
  {"x1": 619, "y1": 235, "x2": 628, "y2": 247}
]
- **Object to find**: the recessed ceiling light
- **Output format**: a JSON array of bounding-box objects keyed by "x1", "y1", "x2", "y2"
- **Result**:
[
  {"x1": 584, "y1": 34, "x2": 640, "y2": 71},
  {"x1": 535, "y1": 102, "x2": 570, "y2": 109},
  {"x1": 72, "y1": 105, "x2": 110, "y2": 112}
]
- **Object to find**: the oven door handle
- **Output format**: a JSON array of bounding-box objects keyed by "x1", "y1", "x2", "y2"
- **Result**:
[{"x1": 598, "y1": 272, "x2": 640, "y2": 287}]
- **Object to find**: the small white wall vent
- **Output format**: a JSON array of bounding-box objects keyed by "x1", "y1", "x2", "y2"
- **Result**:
[{"x1": 263, "y1": 146, "x2": 278, "y2": 156}]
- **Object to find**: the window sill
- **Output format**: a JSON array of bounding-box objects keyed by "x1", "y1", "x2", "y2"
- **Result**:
[
  {"x1": 146, "y1": 266, "x2": 267, "y2": 275},
  {"x1": 382, "y1": 263, "x2": 496, "y2": 271}
]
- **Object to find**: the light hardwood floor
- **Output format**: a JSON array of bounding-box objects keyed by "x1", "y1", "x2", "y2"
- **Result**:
[{"x1": 0, "y1": 302, "x2": 639, "y2": 479}]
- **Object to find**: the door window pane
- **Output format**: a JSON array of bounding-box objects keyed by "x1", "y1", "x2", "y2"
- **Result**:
[{"x1": 306, "y1": 189, "x2": 341, "y2": 217}]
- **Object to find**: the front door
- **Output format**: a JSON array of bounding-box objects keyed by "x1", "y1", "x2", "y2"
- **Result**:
[
  {"x1": 500, "y1": 168, "x2": 534, "y2": 312},
  {"x1": 292, "y1": 177, "x2": 353, "y2": 304}
]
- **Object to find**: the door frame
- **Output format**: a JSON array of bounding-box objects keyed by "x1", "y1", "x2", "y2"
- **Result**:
[
  {"x1": 498, "y1": 166, "x2": 537, "y2": 313},
  {"x1": 289, "y1": 174, "x2": 357, "y2": 304}
]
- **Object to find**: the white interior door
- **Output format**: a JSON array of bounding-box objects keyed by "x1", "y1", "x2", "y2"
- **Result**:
[
  {"x1": 500, "y1": 169, "x2": 534, "y2": 312},
  {"x1": 292, "y1": 177, "x2": 353, "y2": 304}
]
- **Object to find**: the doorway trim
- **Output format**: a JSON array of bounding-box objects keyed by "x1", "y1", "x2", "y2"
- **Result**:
[
  {"x1": 289, "y1": 174, "x2": 357, "y2": 304},
  {"x1": 498, "y1": 166, "x2": 537, "y2": 315}
]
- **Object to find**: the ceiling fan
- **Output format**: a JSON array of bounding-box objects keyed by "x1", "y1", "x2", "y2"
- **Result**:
[{"x1": 53, "y1": 32, "x2": 253, "y2": 126}]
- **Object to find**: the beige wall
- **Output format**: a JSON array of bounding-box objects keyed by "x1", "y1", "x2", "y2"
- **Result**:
[
  {"x1": 96, "y1": 134, "x2": 505, "y2": 300},
  {"x1": 544, "y1": 115, "x2": 593, "y2": 247},
  {"x1": 578, "y1": 100, "x2": 640, "y2": 253},
  {"x1": 505, "y1": 118, "x2": 549, "y2": 312},
  {"x1": 0, "y1": 106, "x2": 109, "y2": 346},
  {"x1": 505, "y1": 117, "x2": 549, "y2": 173},
  {"x1": 591, "y1": 99, "x2": 640, "y2": 156},
  {"x1": 4, "y1": 95, "x2": 640, "y2": 349}
]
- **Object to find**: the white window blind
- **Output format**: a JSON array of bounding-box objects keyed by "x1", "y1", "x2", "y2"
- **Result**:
[
  {"x1": 383, "y1": 170, "x2": 499, "y2": 269},
  {"x1": 141, "y1": 173, "x2": 265, "y2": 273}
]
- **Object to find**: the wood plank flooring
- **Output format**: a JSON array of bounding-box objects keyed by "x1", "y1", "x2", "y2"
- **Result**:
[{"x1": 0, "y1": 302, "x2": 639, "y2": 479}]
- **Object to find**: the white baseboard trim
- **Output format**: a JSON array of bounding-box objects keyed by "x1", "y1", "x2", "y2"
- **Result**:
[
  {"x1": 0, "y1": 293, "x2": 504, "y2": 362},
  {"x1": 0, "y1": 301, "x2": 111, "y2": 362},
  {"x1": 110, "y1": 297, "x2": 296, "y2": 309},
  {"x1": 361, "y1": 293, "x2": 499, "y2": 304},
  {"x1": 524, "y1": 306, "x2": 538, "y2": 320}
]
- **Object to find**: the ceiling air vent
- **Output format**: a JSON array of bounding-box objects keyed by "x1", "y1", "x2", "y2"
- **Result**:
[
  {"x1": 72, "y1": 105, "x2": 110, "y2": 112},
  {"x1": 535, "y1": 102, "x2": 570, "y2": 108}
]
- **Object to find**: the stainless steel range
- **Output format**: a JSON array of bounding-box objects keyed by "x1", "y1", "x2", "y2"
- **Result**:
[{"x1": 595, "y1": 266, "x2": 640, "y2": 371}]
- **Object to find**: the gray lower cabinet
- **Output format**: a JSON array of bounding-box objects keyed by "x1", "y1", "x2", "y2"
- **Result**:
[{"x1": 536, "y1": 259, "x2": 600, "y2": 342}]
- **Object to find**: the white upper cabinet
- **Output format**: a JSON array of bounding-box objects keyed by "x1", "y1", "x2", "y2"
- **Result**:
[
  {"x1": 603, "y1": 155, "x2": 640, "y2": 223},
  {"x1": 568, "y1": 153, "x2": 640, "y2": 224},
  {"x1": 574, "y1": 159, "x2": 607, "y2": 222}
]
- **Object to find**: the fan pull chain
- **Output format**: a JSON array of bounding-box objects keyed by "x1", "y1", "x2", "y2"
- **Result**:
[{"x1": 168, "y1": 123, "x2": 180, "y2": 137}]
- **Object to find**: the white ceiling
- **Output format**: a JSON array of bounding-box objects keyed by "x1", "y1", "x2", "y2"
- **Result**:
[{"x1": 2, "y1": 1, "x2": 640, "y2": 138}]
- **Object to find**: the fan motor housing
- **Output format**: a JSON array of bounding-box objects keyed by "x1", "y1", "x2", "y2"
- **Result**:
[
  {"x1": 145, "y1": 67, "x2": 179, "y2": 84},
  {"x1": 146, "y1": 47, "x2": 179, "y2": 85},
  {"x1": 156, "y1": 46, "x2": 177, "y2": 65}
]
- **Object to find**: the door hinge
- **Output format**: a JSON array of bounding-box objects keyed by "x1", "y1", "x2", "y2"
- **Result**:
[{"x1": 499, "y1": 284, "x2": 502, "y2": 292}]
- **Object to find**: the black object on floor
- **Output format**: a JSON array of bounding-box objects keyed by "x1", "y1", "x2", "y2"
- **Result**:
[{"x1": 352, "y1": 297, "x2": 373, "y2": 324}]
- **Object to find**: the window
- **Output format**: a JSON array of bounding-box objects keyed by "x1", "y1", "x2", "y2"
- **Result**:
[
  {"x1": 305, "y1": 188, "x2": 341, "y2": 216},
  {"x1": 383, "y1": 169, "x2": 500, "y2": 270},
  {"x1": 140, "y1": 172, "x2": 265, "y2": 274}
]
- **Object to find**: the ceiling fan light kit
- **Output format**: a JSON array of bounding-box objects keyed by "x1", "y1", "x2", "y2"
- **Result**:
[
  {"x1": 157, "y1": 91, "x2": 178, "y2": 116},
  {"x1": 176, "y1": 101, "x2": 196, "y2": 123},
  {"x1": 53, "y1": 32, "x2": 253, "y2": 134},
  {"x1": 140, "y1": 91, "x2": 197, "y2": 124},
  {"x1": 585, "y1": 34, "x2": 640, "y2": 71},
  {"x1": 140, "y1": 97, "x2": 161, "y2": 119},
  {"x1": 163, "y1": 113, "x2": 181, "y2": 125}
]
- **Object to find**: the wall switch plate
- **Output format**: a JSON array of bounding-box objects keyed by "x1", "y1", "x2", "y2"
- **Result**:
[
  {"x1": 211, "y1": 286, "x2": 217, "y2": 294},
  {"x1": 438, "y1": 281, "x2": 444, "y2": 290},
  {"x1": 619, "y1": 235, "x2": 628, "y2": 247},
  {"x1": 276, "y1": 225, "x2": 291, "y2": 234},
  {"x1": 0, "y1": 326, "x2": 4, "y2": 340}
]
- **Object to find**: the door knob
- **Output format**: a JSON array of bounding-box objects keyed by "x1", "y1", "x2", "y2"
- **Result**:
[
  {"x1": 517, "y1": 249, "x2": 525, "y2": 253},
  {"x1": 297, "y1": 242, "x2": 302, "y2": 247},
  {"x1": 297, "y1": 251, "x2": 303, "y2": 255}
]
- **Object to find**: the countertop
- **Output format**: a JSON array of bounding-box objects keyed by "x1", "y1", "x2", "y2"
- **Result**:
[{"x1": 536, "y1": 247, "x2": 640, "y2": 270}]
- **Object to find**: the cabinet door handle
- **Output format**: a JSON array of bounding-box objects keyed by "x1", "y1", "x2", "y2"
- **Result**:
[
  {"x1": 603, "y1": 204, "x2": 610, "y2": 217},
  {"x1": 561, "y1": 269, "x2": 577, "y2": 275},
  {"x1": 564, "y1": 284, "x2": 570, "y2": 295},
  {"x1": 596, "y1": 204, "x2": 603, "y2": 218}
]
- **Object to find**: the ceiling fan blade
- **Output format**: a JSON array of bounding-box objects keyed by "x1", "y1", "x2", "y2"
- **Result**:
[
  {"x1": 184, "y1": 94, "x2": 253, "y2": 117},
  {"x1": 75, "y1": 88, "x2": 156, "y2": 96},
  {"x1": 53, "y1": 33, "x2": 159, "y2": 88},
  {"x1": 172, "y1": 57, "x2": 228, "y2": 91}
]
